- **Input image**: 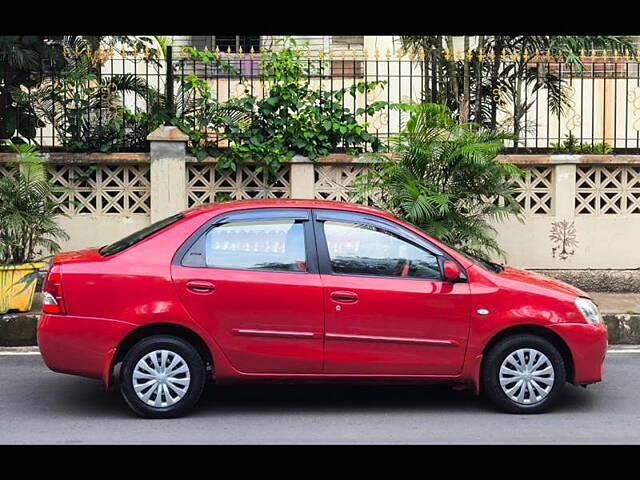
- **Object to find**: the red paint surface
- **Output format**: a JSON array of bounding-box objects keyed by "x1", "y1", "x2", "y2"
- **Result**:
[
  {"x1": 321, "y1": 274, "x2": 471, "y2": 375},
  {"x1": 37, "y1": 199, "x2": 607, "y2": 392}
]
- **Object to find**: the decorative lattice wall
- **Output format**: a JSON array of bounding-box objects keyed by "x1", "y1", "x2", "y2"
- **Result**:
[
  {"x1": 47, "y1": 164, "x2": 151, "y2": 215},
  {"x1": 512, "y1": 166, "x2": 554, "y2": 215},
  {"x1": 0, "y1": 164, "x2": 15, "y2": 181},
  {"x1": 313, "y1": 164, "x2": 380, "y2": 205},
  {"x1": 313, "y1": 164, "x2": 553, "y2": 214},
  {"x1": 186, "y1": 163, "x2": 291, "y2": 207},
  {"x1": 575, "y1": 165, "x2": 640, "y2": 215}
]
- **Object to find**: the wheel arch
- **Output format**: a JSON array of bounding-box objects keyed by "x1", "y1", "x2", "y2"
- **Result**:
[
  {"x1": 107, "y1": 322, "x2": 215, "y2": 389},
  {"x1": 480, "y1": 324, "x2": 575, "y2": 385}
]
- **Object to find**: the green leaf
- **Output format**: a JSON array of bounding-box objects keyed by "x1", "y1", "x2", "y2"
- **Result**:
[{"x1": 195, "y1": 149, "x2": 208, "y2": 161}]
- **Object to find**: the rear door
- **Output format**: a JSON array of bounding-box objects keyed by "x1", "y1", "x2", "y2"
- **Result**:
[
  {"x1": 171, "y1": 208, "x2": 324, "y2": 374},
  {"x1": 314, "y1": 209, "x2": 472, "y2": 375}
]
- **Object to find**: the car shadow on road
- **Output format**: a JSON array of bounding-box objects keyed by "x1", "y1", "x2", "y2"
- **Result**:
[
  {"x1": 197, "y1": 382, "x2": 486, "y2": 414},
  {"x1": 23, "y1": 373, "x2": 601, "y2": 419},
  {"x1": 192, "y1": 381, "x2": 600, "y2": 417}
]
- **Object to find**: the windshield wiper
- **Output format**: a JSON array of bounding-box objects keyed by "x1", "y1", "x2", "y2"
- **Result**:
[
  {"x1": 462, "y1": 251, "x2": 504, "y2": 273},
  {"x1": 487, "y1": 260, "x2": 504, "y2": 273}
]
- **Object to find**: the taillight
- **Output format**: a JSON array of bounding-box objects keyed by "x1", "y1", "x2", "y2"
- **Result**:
[{"x1": 42, "y1": 264, "x2": 66, "y2": 315}]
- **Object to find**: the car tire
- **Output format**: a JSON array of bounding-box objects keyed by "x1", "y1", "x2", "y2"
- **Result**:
[
  {"x1": 481, "y1": 334, "x2": 566, "y2": 414},
  {"x1": 119, "y1": 335, "x2": 206, "y2": 419}
]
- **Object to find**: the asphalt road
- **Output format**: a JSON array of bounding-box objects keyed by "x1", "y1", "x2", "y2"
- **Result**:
[{"x1": 1, "y1": 352, "x2": 639, "y2": 444}]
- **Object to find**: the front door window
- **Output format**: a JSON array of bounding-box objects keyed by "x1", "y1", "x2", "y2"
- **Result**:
[{"x1": 323, "y1": 220, "x2": 441, "y2": 279}]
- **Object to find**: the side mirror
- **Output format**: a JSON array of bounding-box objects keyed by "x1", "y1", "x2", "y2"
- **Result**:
[{"x1": 443, "y1": 260, "x2": 461, "y2": 282}]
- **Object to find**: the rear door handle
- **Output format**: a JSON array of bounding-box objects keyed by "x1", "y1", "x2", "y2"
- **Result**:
[
  {"x1": 186, "y1": 280, "x2": 215, "y2": 294},
  {"x1": 330, "y1": 291, "x2": 358, "y2": 303}
]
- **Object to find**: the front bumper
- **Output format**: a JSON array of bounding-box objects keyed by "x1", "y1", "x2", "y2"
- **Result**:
[
  {"x1": 548, "y1": 322, "x2": 608, "y2": 385},
  {"x1": 37, "y1": 314, "x2": 135, "y2": 385}
]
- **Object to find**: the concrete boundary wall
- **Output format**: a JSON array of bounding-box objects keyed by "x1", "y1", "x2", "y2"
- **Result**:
[{"x1": 1, "y1": 127, "x2": 639, "y2": 276}]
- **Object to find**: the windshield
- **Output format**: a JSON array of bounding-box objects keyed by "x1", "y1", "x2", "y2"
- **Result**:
[
  {"x1": 99, "y1": 213, "x2": 184, "y2": 257},
  {"x1": 414, "y1": 230, "x2": 504, "y2": 273}
]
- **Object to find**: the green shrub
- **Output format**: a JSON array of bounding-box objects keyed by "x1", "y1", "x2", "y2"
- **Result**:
[
  {"x1": 550, "y1": 133, "x2": 612, "y2": 154},
  {"x1": 175, "y1": 38, "x2": 388, "y2": 174},
  {"x1": 0, "y1": 142, "x2": 68, "y2": 264},
  {"x1": 358, "y1": 103, "x2": 522, "y2": 259}
]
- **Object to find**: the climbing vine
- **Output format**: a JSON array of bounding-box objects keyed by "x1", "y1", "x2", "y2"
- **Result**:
[{"x1": 174, "y1": 38, "x2": 387, "y2": 174}]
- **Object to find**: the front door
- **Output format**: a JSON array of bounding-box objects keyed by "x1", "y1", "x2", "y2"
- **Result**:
[
  {"x1": 171, "y1": 208, "x2": 324, "y2": 374},
  {"x1": 314, "y1": 210, "x2": 471, "y2": 375}
]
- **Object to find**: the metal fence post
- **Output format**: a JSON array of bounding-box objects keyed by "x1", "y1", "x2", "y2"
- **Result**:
[
  {"x1": 166, "y1": 46, "x2": 174, "y2": 121},
  {"x1": 431, "y1": 48, "x2": 438, "y2": 103}
]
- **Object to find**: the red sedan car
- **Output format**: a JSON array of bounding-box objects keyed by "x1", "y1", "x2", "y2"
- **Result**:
[{"x1": 38, "y1": 199, "x2": 607, "y2": 418}]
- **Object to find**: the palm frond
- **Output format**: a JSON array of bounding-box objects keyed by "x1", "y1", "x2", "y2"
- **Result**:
[
  {"x1": 0, "y1": 142, "x2": 68, "y2": 264},
  {"x1": 356, "y1": 102, "x2": 521, "y2": 257}
]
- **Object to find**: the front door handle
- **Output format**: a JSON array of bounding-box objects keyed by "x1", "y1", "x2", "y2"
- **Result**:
[
  {"x1": 186, "y1": 280, "x2": 215, "y2": 294},
  {"x1": 330, "y1": 291, "x2": 358, "y2": 303}
]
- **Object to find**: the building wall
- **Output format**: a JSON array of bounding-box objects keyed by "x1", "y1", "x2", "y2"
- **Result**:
[{"x1": 170, "y1": 35, "x2": 365, "y2": 54}]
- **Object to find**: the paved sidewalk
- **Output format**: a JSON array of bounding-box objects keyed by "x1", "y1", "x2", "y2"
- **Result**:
[
  {"x1": 589, "y1": 293, "x2": 640, "y2": 314},
  {"x1": 0, "y1": 346, "x2": 41, "y2": 354}
]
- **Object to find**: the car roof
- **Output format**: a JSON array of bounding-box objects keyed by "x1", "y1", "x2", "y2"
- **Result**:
[{"x1": 183, "y1": 198, "x2": 393, "y2": 220}]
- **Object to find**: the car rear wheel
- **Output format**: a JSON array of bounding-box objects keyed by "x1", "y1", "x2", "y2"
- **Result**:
[
  {"x1": 482, "y1": 334, "x2": 566, "y2": 414},
  {"x1": 119, "y1": 335, "x2": 206, "y2": 418}
]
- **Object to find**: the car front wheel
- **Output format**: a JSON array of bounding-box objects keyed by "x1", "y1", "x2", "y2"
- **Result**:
[
  {"x1": 119, "y1": 335, "x2": 206, "y2": 418},
  {"x1": 482, "y1": 334, "x2": 566, "y2": 414}
]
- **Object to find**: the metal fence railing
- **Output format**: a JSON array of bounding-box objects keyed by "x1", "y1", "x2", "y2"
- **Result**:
[{"x1": 6, "y1": 46, "x2": 640, "y2": 154}]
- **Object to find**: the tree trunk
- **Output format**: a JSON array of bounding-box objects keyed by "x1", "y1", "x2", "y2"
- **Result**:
[
  {"x1": 490, "y1": 37, "x2": 503, "y2": 129},
  {"x1": 513, "y1": 69, "x2": 524, "y2": 148},
  {"x1": 475, "y1": 35, "x2": 485, "y2": 124},
  {"x1": 421, "y1": 38, "x2": 430, "y2": 102},
  {"x1": 436, "y1": 36, "x2": 446, "y2": 105},
  {"x1": 423, "y1": 51, "x2": 431, "y2": 102},
  {"x1": 460, "y1": 36, "x2": 470, "y2": 122},
  {"x1": 445, "y1": 36, "x2": 460, "y2": 114}
]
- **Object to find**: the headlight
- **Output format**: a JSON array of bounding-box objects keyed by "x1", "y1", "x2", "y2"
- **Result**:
[{"x1": 575, "y1": 297, "x2": 602, "y2": 324}]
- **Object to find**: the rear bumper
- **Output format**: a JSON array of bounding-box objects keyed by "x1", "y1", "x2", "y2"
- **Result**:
[
  {"x1": 548, "y1": 322, "x2": 608, "y2": 385},
  {"x1": 37, "y1": 314, "x2": 135, "y2": 385}
]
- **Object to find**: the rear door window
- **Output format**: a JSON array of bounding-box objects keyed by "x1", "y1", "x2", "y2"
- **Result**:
[{"x1": 201, "y1": 219, "x2": 307, "y2": 272}]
